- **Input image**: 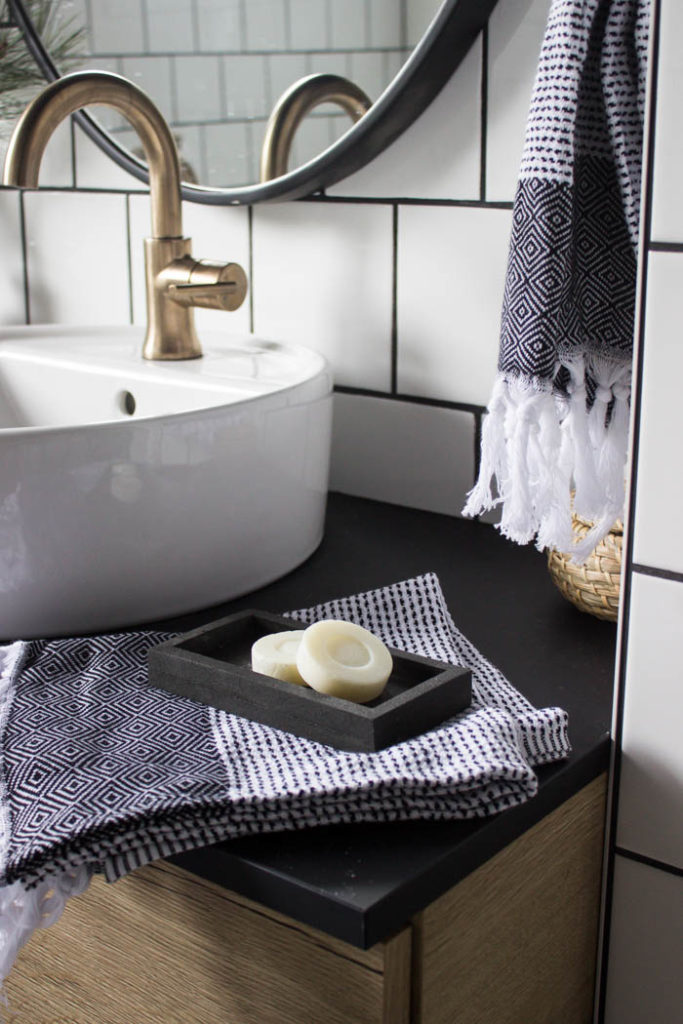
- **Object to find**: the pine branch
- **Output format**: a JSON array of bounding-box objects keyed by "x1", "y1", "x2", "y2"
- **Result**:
[{"x1": 0, "y1": 0, "x2": 85, "y2": 115}]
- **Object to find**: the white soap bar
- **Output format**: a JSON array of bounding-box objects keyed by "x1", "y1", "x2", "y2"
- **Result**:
[
  {"x1": 251, "y1": 630, "x2": 306, "y2": 686},
  {"x1": 296, "y1": 620, "x2": 392, "y2": 703}
]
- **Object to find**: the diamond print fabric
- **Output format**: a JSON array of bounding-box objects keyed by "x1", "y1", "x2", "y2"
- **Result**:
[
  {"x1": 0, "y1": 574, "x2": 569, "y2": 891},
  {"x1": 464, "y1": 0, "x2": 650, "y2": 562}
]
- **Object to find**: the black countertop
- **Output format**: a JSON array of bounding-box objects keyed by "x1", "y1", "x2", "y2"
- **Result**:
[{"x1": 152, "y1": 492, "x2": 616, "y2": 949}]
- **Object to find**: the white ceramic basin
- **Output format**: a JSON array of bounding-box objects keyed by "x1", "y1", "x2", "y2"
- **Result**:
[{"x1": 0, "y1": 325, "x2": 333, "y2": 639}]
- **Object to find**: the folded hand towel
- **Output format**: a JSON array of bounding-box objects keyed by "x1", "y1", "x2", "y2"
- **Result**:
[
  {"x1": 0, "y1": 573, "x2": 569, "y2": 983},
  {"x1": 463, "y1": 0, "x2": 650, "y2": 561}
]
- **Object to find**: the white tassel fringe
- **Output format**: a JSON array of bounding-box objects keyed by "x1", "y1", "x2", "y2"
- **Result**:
[{"x1": 463, "y1": 354, "x2": 631, "y2": 563}]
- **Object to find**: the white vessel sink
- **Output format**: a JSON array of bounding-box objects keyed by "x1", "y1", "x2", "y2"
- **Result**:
[{"x1": 0, "y1": 325, "x2": 333, "y2": 640}]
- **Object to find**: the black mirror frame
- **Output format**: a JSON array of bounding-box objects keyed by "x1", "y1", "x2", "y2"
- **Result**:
[{"x1": 7, "y1": 0, "x2": 499, "y2": 205}]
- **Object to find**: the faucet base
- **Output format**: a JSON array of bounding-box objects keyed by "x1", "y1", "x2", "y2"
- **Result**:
[{"x1": 143, "y1": 237, "x2": 203, "y2": 361}]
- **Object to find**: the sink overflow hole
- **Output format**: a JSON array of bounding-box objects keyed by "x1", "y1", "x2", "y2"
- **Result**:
[{"x1": 118, "y1": 390, "x2": 136, "y2": 416}]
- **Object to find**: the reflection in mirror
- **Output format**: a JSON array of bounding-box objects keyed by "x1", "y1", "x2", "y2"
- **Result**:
[
  {"x1": 3, "y1": 0, "x2": 441, "y2": 189},
  {"x1": 3, "y1": 0, "x2": 499, "y2": 204}
]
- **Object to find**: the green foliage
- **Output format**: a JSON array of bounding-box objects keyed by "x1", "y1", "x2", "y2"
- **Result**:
[{"x1": 0, "y1": 1, "x2": 85, "y2": 115}]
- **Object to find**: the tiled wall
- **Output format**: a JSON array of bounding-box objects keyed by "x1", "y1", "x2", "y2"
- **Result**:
[
  {"x1": 601, "y1": 0, "x2": 683, "y2": 1021},
  {"x1": 0, "y1": 0, "x2": 552, "y2": 520},
  {"x1": 2, "y1": 3, "x2": 678, "y2": 1016},
  {"x1": 71, "y1": 0, "x2": 413, "y2": 184}
]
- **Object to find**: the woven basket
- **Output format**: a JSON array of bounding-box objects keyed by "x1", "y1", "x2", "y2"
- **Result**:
[{"x1": 547, "y1": 512, "x2": 623, "y2": 622}]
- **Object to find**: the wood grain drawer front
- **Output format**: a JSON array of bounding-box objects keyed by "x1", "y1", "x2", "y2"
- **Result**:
[
  {"x1": 411, "y1": 774, "x2": 608, "y2": 1024},
  {"x1": 6, "y1": 860, "x2": 411, "y2": 1024}
]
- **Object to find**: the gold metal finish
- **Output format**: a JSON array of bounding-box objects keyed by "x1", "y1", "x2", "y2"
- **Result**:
[
  {"x1": 3, "y1": 70, "x2": 247, "y2": 360},
  {"x1": 260, "y1": 73, "x2": 371, "y2": 182}
]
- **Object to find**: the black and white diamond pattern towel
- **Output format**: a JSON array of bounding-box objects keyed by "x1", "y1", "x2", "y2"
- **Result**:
[
  {"x1": 464, "y1": 0, "x2": 650, "y2": 562},
  {"x1": 0, "y1": 574, "x2": 569, "y2": 893}
]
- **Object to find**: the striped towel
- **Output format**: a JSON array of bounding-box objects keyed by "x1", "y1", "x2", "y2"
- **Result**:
[{"x1": 464, "y1": 0, "x2": 650, "y2": 561}]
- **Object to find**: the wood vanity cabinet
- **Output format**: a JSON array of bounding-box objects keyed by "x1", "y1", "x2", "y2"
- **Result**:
[{"x1": 6, "y1": 775, "x2": 606, "y2": 1024}]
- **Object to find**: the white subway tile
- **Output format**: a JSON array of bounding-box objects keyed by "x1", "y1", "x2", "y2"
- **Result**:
[
  {"x1": 632, "y1": 251, "x2": 683, "y2": 573},
  {"x1": 204, "y1": 121, "x2": 254, "y2": 186},
  {"x1": 486, "y1": 0, "x2": 551, "y2": 202},
  {"x1": 120, "y1": 56, "x2": 174, "y2": 124},
  {"x1": 407, "y1": 0, "x2": 439, "y2": 47},
  {"x1": 245, "y1": 0, "x2": 287, "y2": 52},
  {"x1": 0, "y1": 191, "x2": 26, "y2": 325},
  {"x1": 173, "y1": 56, "x2": 224, "y2": 124},
  {"x1": 252, "y1": 202, "x2": 393, "y2": 390},
  {"x1": 396, "y1": 205, "x2": 512, "y2": 406},
  {"x1": 384, "y1": 50, "x2": 409, "y2": 88},
  {"x1": 174, "y1": 125, "x2": 204, "y2": 185},
  {"x1": 327, "y1": 37, "x2": 481, "y2": 200},
  {"x1": 224, "y1": 55, "x2": 269, "y2": 119},
  {"x1": 604, "y1": 856, "x2": 683, "y2": 1024},
  {"x1": 128, "y1": 195, "x2": 250, "y2": 337},
  {"x1": 349, "y1": 51, "x2": 387, "y2": 103},
  {"x1": 88, "y1": 0, "x2": 144, "y2": 54},
  {"x1": 74, "y1": 126, "x2": 148, "y2": 191},
  {"x1": 268, "y1": 54, "x2": 309, "y2": 111},
  {"x1": 146, "y1": 0, "x2": 196, "y2": 53},
  {"x1": 651, "y1": 0, "x2": 683, "y2": 243},
  {"x1": 369, "y1": 0, "x2": 402, "y2": 49},
  {"x1": 290, "y1": 116, "x2": 335, "y2": 171},
  {"x1": 289, "y1": 0, "x2": 329, "y2": 50},
  {"x1": 330, "y1": 0, "x2": 367, "y2": 50},
  {"x1": 196, "y1": 0, "x2": 242, "y2": 52},
  {"x1": 617, "y1": 572, "x2": 683, "y2": 869},
  {"x1": 24, "y1": 191, "x2": 130, "y2": 325},
  {"x1": 330, "y1": 393, "x2": 475, "y2": 516},
  {"x1": 310, "y1": 52, "x2": 350, "y2": 80}
]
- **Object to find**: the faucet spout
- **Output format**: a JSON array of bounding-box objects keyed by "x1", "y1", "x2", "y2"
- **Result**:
[
  {"x1": 260, "y1": 73, "x2": 371, "y2": 182},
  {"x1": 3, "y1": 70, "x2": 247, "y2": 360},
  {"x1": 4, "y1": 70, "x2": 182, "y2": 240}
]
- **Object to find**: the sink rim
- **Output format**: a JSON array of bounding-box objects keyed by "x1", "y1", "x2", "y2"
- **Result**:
[{"x1": 0, "y1": 324, "x2": 332, "y2": 437}]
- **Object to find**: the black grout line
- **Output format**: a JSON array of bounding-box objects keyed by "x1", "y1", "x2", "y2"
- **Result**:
[
  {"x1": 238, "y1": 0, "x2": 248, "y2": 51},
  {"x1": 88, "y1": 46, "x2": 414, "y2": 59},
  {"x1": 0, "y1": 184, "x2": 515, "y2": 212},
  {"x1": 302, "y1": 195, "x2": 514, "y2": 209},
  {"x1": 480, "y1": 24, "x2": 488, "y2": 203},
  {"x1": 17, "y1": 191, "x2": 30, "y2": 325},
  {"x1": 217, "y1": 55, "x2": 228, "y2": 122},
  {"x1": 169, "y1": 55, "x2": 179, "y2": 124},
  {"x1": 632, "y1": 562, "x2": 683, "y2": 583},
  {"x1": 649, "y1": 240, "x2": 683, "y2": 252},
  {"x1": 283, "y1": 0, "x2": 292, "y2": 51},
  {"x1": 391, "y1": 204, "x2": 398, "y2": 394},
  {"x1": 596, "y1": 2, "x2": 662, "y2": 1020},
  {"x1": 248, "y1": 205, "x2": 254, "y2": 333},
  {"x1": 140, "y1": 0, "x2": 151, "y2": 54},
  {"x1": 190, "y1": 0, "x2": 200, "y2": 52},
  {"x1": 334, "y1": 385, "x2": 485, "y2": 417},
  {"x1": 614, "y1": 847, "x2": 683, "y2": 880},
  {"x1": 125, "y1": 194, "x2": 134, "y2": 325},
  {"x1": 473, "y1": 410, "x2": 483, "y2": 483}
]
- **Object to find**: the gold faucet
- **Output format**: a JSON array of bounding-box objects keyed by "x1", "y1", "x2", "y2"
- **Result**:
[
  {"x1": 260, "y1": 73, "x2": 371, "y2": 182},
  {"x1": 2, "y1": 70, "x2": 247, "y2": 360}
]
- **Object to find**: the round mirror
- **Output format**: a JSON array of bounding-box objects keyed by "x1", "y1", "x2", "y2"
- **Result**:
[{"x1": 3, "y1": 0, "x2": 498, "y2": 204}]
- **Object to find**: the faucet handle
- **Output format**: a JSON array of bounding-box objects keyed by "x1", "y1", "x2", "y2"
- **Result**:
[{"x1": 165, "y1": 258, "x2": 248, "y2": 312}]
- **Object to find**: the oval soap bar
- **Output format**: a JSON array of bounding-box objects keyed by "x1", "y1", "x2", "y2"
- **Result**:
[
  {"x1": 251, "y1": 630, "x2": 306, "y2": 686},
  {"x1": 296, "y1": 620, "x2": 392, "y2": 703}
]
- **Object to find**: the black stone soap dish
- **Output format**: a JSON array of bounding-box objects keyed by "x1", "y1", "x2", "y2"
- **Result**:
[{"x1": 147, "y1": 610, "x2": 472, "y2": 752}]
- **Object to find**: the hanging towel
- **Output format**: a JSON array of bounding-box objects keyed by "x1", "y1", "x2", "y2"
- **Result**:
[
  {"x1": 463, "y1": 0, "x2": 650, "y2": 561},
  {"x1": 0, "y1": 573, "x2": 569, "y2": 984}
]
